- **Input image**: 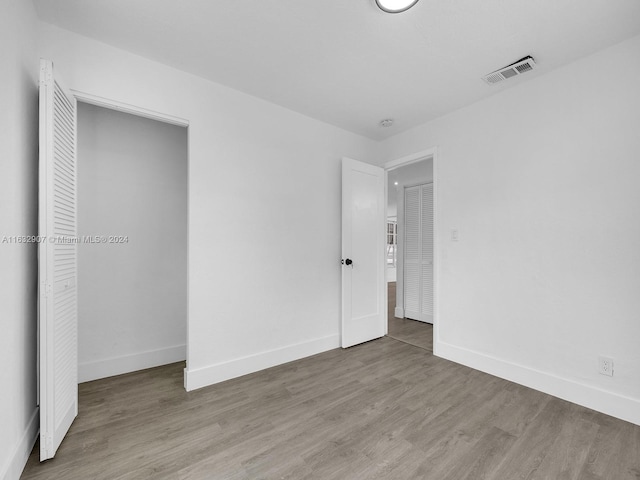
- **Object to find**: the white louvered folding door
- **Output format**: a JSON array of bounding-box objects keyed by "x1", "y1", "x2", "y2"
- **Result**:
[
  {"x1": 403, "y1": 183, "x2": 433, "y2": 323},
  {"x1": 421, "y1": 183, "x2": 434, "y2": 318},
  {"x1": 38, "y1": 59, "x2": 78, "y2": 461},
  {"x1": 403, "y1": 186, "x2": 421, "y2": 320}
]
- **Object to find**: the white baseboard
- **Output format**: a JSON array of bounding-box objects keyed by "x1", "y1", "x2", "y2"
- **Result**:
[
  {"x1": 435, "y1": 340, "x2": 640, "y2": 427},
  {"x1": 415, "y1": 315, "x2": 433, "y2": 324},
  {"x1": 394, "y1": 307, "x2": 404, "y2": 318},
  {"x1": 1, "y1": 408, "x2": 38, "y2": 480},
  {"x1": 79, "y1": 344, "x2": 186, "y2": 383},
  {"x1": 185, "y1": 334, "x2": 340, "y2": 391}
]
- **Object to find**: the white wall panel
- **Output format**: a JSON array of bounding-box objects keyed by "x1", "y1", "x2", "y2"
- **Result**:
[
  {"x1": 380, "y1": 34, "x2": 640, "y2": 425},
  {"x1": 0, "y1": 0, "x2": 39, "y2": 477},
  {"x1": 37, "y1": 22, "x2": 378, "y2": 391}
]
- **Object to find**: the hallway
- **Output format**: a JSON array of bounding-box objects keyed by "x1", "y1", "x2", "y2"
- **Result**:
[{"x1": 387, "y1": 281, "x2": 433, "y2": 351}]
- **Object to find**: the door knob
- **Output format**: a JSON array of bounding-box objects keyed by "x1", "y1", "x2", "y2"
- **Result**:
[{"x1": 345, "y1": 258, "x2": 353, "y2": 266}]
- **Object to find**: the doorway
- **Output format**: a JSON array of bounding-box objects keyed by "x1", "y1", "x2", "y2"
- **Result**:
[
  {"x1": 385, "y1": 153, "x2": 434, "y2": 351},
  {"x1": 76, "y1": 102, "x2": 188, "y2": 383}
]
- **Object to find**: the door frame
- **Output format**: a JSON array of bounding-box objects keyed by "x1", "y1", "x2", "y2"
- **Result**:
[
  {"x1": 383, "y1": 147, "x2": 439, "y2": 351},
  {"x1": 70, "y1": 89, "x2": 192, "y2": 388}
]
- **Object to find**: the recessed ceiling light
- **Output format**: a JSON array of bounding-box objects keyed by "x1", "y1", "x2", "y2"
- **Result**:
[
  {"x1": 376, "y1": 0, "x2": 420, "y2": 14},
  {"x1": 379, "y1": 119, "x2": 394, "y2": 127},
  {"x1": 394, "y1": 181, "x2": 399, "y2": 186}
]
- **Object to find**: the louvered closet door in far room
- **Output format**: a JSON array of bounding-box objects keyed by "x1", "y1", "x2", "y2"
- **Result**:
[{"x1": 403, "y1": 183, "x2": 433, "y2": 323}]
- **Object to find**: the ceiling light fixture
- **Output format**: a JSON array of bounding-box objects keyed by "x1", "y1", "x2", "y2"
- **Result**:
[{"x1": 376, "y1": 0, "x2": 420, "y2": 14}]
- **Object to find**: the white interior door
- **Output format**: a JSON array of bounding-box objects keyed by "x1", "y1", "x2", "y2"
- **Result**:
[
  {"x1": 38, "y1": 59, "x2": 78, "y2": 460},
  {"x1": 341, "y1": 157, "x2": 385, "y2": 348}
]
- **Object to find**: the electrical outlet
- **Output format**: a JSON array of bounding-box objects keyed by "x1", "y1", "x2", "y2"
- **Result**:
[{"x1": 598, "y1": 356, "x2": 614, "y2": 377}]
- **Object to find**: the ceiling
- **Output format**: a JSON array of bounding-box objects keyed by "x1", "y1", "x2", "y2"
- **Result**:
[{"x1": 34, "y1": 0, "x2": 640, "y2": 140}]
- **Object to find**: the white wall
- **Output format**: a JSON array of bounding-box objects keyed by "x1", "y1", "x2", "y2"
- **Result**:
[
  {"x1": 380, "y1": 34, "x2": 640, "y2": 425},
  {"x1": 37, "y1": 22, "x2": 379, "y2": 391},
  {"x1": 0, "y1": 1, "x2": 40, "y2": 479},
  {"x1": 77, "y1": 103, "x2": 188, "y2": 382}
]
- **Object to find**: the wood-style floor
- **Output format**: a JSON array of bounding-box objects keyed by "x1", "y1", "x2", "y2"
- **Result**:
[
  {"x1": 22, "y1": 326, "x2": 640, "y2": 479},
  {"x1": 387, "y1": 282, "x2": 433, "y2": 351}
]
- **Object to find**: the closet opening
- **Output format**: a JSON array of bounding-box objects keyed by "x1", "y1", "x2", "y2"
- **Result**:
[{"x1": 76, "y1": 101, "x2": 188, "y2": 385}]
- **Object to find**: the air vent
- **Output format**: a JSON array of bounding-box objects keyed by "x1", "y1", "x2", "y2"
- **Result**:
[{"x1": 482, "y1": 56, "x2": 536, "y2": 85}]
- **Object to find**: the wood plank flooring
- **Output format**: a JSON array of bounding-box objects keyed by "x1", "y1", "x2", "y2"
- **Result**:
[
  {"x1": 22, "y1": 336, "x2": 640, "y2": 479},
  {"x1": 387, "y1": 281, "x2": 433, "y2": 351}
]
